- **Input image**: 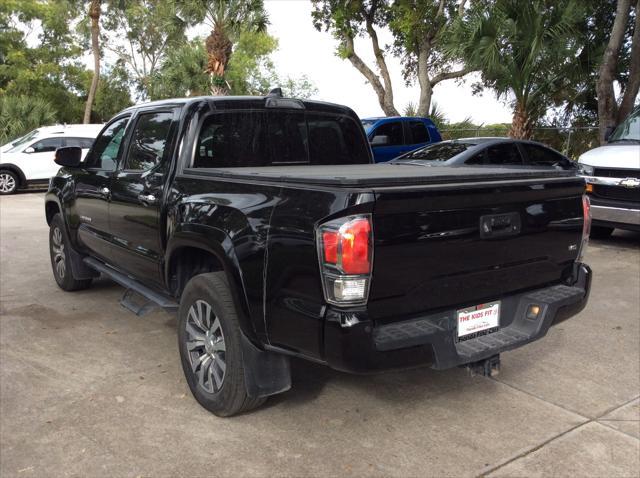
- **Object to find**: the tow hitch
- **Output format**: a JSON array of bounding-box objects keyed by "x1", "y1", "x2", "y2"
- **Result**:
[{"x1": 465, "y1": 354, "x2": 500, "y2": 377}]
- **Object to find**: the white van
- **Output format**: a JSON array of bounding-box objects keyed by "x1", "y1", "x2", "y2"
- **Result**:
[
  {"x1": 578, "y1": 106, "x2": 640, "y2": 238},
  {"x1": 0, "y1": 124, "x2": 103, "y2": 195}
]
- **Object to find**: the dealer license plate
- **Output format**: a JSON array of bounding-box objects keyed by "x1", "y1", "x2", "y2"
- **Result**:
[{"x1": 457, "y1": 301, "x2": 500, "y2": 341}]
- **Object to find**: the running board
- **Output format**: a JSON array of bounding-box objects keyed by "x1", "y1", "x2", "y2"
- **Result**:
[{"x1": 83, "y1": 257, "x2": 179, "y2": 313}]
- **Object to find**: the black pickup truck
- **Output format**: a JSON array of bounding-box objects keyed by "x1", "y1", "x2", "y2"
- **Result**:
[{"x1": 46, "y1": 93, "x2": 592, "y2": 416}]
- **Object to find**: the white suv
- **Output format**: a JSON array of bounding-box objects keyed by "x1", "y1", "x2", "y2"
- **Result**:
[{"x1": 0, "y1": 124, "x2": 103, "y2": 194}]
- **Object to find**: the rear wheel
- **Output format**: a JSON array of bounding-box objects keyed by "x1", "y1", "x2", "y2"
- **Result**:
[
  {"x1": 590, "y1": 226, "x2": 614, "y2": 239},
  {"x1": 49, "y1": 214, "x2": 93, "y2": 291},
  {"x1": 177, "y1": 272, "x2": 266, "y2": 417},
  {"x1": 0, "y1": 170, "x2": 18, "y2": 195}
]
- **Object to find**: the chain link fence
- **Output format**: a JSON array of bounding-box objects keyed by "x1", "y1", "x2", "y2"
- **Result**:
[{"x1": 439, "y1": 126, "x2": 600, "y2": 160}]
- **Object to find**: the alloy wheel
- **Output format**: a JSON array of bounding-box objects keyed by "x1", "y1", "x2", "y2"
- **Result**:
[
  {"x1": 0, "y1": 173, "x2": 16, "y2": 193},
  {"x1": 51, "y1": 227, "x2": 66, "y2": 279},
  {"x1": 185, "y1": 299, "x2": 227, "y2": 393}
]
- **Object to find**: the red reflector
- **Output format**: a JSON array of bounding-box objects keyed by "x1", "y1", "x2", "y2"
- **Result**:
[
  {"x1": 322, "y1": 231, "x2": 338, "y2": 264},
  {"x1": 340, "y1": 218, "x2": 371, "y2": 274}
]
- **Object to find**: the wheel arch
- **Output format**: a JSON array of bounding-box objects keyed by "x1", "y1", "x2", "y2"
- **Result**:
[
  {"x1": 165, "y1": 228, "x2": 259, "y2": 342},
  {"x1": 0, "y1": 163, "x2": 26, "y2": 187}
]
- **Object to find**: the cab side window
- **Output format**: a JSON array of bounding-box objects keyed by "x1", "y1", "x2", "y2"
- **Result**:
[
  {"x1": 124, "y1": 112, "x2": 174, "y2": 171},
  {"x1": 30, "y1": 138, "x2": 63, "y2": 153},
  {"x1": 86, "y1": 117, "x2": 130, "y2": 170},
  {"x1": 372, "y1": 121, "x2": 403, "y2": 146}
]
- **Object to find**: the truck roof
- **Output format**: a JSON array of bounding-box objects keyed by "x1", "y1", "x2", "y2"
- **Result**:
[{"x1": 121, "y1": 96, "x2": 355, "y2": 116}]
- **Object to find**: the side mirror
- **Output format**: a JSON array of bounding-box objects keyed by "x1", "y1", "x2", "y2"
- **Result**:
[
  {"x1": 370, "y1": 135, "x2": 390, "y2": 147},
  {"x1": 24, "y1": 147, "x2": 35, "y2": 154},
  {"x1": 604, "y1": 126, "x2": 615, "y2": 142},
  {"x1": 54, "y1": 147, "x2": 82, "y2": 168}
]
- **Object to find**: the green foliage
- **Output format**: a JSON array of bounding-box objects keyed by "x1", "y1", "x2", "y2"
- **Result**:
[
  {"x1": 179, "y1": 0, "x2": 269, "y2": 40},
  {"x1": 92, "y1": 66, "x2": 133, "y2": 121},
  {"x1": 0, "y1": 96, "x2": 57, "y2": 144},
  {"x1": 449, "y1": 0, "x2": 582, "y2": 125},
  {"x1": 149, "y1": 40, "x2": 209, "y2": 99},
  {"x1": 152, "y1": 31, "x2": 318, "y2": 100},
  {"x1": 103, "y1": 0, "x2": 188, "y2": 100}
]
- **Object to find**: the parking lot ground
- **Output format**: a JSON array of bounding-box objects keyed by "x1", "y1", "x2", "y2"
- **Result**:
[{"x1": 1, "y1": 192, "x2": 639, "y2": 477}]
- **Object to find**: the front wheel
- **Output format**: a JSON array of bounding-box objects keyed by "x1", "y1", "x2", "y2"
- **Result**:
[
  {"x1": 177, "y1": 272, "x2": 266, "y2": 417},
  {"x1": 49, "y1": 214, "x2": 92, "y2": 291},
  {"x1": 0, "y1": 170, "x2": 18, "y2": 195}
]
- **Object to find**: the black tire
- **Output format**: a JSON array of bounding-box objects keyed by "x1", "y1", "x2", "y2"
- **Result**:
[
  {"x1": 178, "y1": 272, "x2": 266, "y2": 417},
  {"x1": 0, "y1": 170, "x2": 19, "y2": 195},
  {"x1": 49, "y1": 214, "x2": 93, "y2": 291},
  {"x1": 590, "y1": 226, "x2": 614, "y2": 239}
]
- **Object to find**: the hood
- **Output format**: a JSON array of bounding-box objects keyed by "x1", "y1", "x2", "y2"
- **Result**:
[{"x1": 578, "y1": 143, "x2": 640, "y2": 169}]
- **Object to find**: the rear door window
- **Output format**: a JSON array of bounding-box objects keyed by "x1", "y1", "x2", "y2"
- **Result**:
[
  {"x1": 64, "y1": 137, "x2": 95, "y2": 149},
  {"x1": 408, "y1": 121, "x2": 430, "y2": 144},
  {"x1": 30, "y1": 138, "x2": 63, "y2": 153},
  {"x1": 483, "y1": 143, "x2": 523, "y2": 166},
  {"x1": 521, "y1": 144, "x2": 565, "y2": 167},
  {"x1": 371, "y1": 121, "x2": 403, "y2": 146}
]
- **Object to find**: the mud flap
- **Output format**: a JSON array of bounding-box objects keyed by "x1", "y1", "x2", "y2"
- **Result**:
[{"x1": 240, "y1": 333, "x2": 291, "y2": 398}]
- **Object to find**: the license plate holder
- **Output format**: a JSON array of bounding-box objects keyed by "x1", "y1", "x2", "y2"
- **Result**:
[{"x1": 457, "y1": 301, "x2": 500, "y2": 342}]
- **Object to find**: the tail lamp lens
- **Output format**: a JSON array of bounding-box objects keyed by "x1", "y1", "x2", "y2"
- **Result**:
[
  {"x1": 577, "y1": 194, "x2": 591, "y2": 261},
  {"x1": 317, "y1": 215, "x2": 373, "y2": 305}
]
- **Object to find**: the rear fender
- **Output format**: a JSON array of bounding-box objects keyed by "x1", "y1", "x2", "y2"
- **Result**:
[{"x1": 165, "y1": 225, "x2": 259, "y2": 342}]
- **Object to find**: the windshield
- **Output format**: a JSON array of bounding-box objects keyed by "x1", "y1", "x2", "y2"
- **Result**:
[
  {"x1": 361, "y1": 120, "x2": 377, "y2": 133},
  {"x1": 6, "y1": 130, "x2": 40, "y2": 152},
  {"x1": 609, "y1": 108, "x2": 640, "y2": 142},
  {"x1": 394, "y1": 142, "x2": 472, "y2": 162}
]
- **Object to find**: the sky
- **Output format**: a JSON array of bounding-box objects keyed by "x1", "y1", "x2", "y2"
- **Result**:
[{"x1": 258, "y1": 0, "x2": 514, "y2": 124}]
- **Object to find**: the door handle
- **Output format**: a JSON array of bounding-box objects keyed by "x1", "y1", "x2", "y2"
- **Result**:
[{"x1": 138, "y1": 193, "x2": 158, "y2": 205}]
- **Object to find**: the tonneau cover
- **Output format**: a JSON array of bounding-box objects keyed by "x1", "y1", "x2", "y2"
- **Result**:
[{"x1": 183, "y1": 164, "x2": 579, "y2": 187}]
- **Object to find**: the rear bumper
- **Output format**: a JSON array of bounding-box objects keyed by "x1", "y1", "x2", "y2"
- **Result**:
[{"x1": 323, "y1": 263, "x2": 592, "y2": 373}]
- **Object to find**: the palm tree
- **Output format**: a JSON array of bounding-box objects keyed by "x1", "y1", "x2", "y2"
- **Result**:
[
  {"x1": 181, "y1": 0, "x2": 269, "y2": 96},
  {"x1": 450, "y1": 0, "x2": 580, "y2": 139},
  {"x1": 83, "y1": 0, "x2": 101, "y2": 123}
]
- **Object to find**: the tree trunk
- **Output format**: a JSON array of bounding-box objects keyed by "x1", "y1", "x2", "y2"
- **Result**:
[
  {"x1": 596, "y1": 0, "x2": 632, "y2": 144},
  {"x1": 416, "y1": 45, "x2": 433, "y2": 116},
  {"x1": 617, "y1": 0, "x2": 640, "y2": 123},
  {"x1": 205, "y1": 26, "x2": 232, "y2": 96},
  {"x1": 83, "y1": 0, "x2": 101, "y2": 124},
  {"x1": 509, "y1": 102, "x2": 533, "y2": 139},
  {"x1": 343, "y1": 36, "x2": 399, "y2": 116}
]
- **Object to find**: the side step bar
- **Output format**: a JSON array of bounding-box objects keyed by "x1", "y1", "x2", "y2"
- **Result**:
[{"x1": 83, "y1": 257, "x2": 178, "y2": 313}]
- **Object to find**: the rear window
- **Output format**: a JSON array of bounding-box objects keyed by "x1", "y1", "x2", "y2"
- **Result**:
[
  {"x1": 192, "y1": 111, "x2": 369, "y2": 168},
  {"x1": 396, "y1": 142, "x2": 471, "y2": 161}
]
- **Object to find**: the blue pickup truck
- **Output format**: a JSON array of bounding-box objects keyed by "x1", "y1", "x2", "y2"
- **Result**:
[{"x1": 361, "y1": 116, "x2": 442, "y2": 163}]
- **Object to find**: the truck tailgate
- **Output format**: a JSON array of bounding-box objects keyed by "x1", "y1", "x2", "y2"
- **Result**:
[{"x1": 369, "y1": 175, "x2": 586, "y2": 321}]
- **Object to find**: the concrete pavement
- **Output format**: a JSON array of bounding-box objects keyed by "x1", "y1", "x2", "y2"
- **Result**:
[{"x1": 1, "y1": 192, "x2": 638, "y2": 477}]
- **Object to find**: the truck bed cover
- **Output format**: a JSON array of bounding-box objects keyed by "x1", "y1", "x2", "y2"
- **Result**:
[{"x1": 184, "y1": 164, "x2": 579, "y2": 187}]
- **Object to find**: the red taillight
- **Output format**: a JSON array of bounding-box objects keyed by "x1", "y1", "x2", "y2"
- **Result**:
[
  {"x1": 322, "y1": 231, "x2": 338, "y2": 264},
  {"x1": 339, "y1": 218, "x2": 371, "y2": 274},
  {"x1": 317, "y1": 215, "x2": 373, "y2": 305},
  {"x1": 582, "y1": 194, "x2": 591, "y2": 237}
]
